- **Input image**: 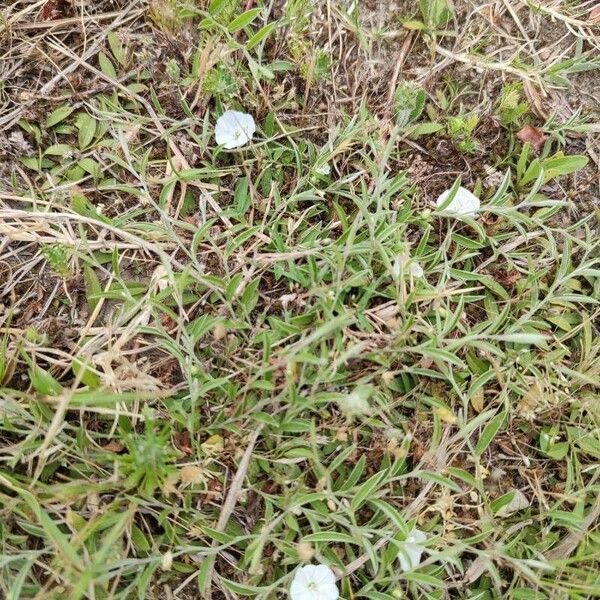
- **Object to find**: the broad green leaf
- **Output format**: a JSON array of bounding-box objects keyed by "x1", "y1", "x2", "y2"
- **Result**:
[
  {"x1": 407, "y1": 122, "x2": 444, "y2": 137},
  {"x1": 44, "y1": 144, "x2": 73, "y2": 156},
  {"x1": 208, "y1": 0, "x2": 229, "y2": 16},
  {"x1": 98, "y1": 52, "x2": 117, "y2": 78},
  {"x1": 77, "y1": 113, "x2": 97, "y2": 148},
  {"x1": 72, "y1": 356, "x2": 101, "y2": 389},
  {"x1": 46, "y1": 105, "x2": 75, "y2": 128},
  {"x1": 543, "y1": 154, "x2": 588, "y2": 181},
  {"x1": 107, "y1": 32, "x2": 127, "y2": 66}
]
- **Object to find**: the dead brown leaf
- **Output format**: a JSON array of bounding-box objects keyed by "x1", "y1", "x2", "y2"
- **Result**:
[
  {"x1": 517, "y1": 124, "x2": 546, "y2": 152},
  {"x1": 589, "y1": 4, "x2": 600, "y2": 24},
  {"x1": 173, "y1": 430, "x2": 193, "y2": 455},
  {"x1": 39, "y1": 0, "x2": 67, "y2": 20},
  {"x1": 103, "y1": 440, "x2": 125, "y2": 453}
]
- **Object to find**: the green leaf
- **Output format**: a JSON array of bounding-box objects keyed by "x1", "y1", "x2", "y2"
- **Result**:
[
  {"x1": 446, "y1": 467, "x2": 479, "y2": 489},
  {"x1": 77, "y1": 113, "x2": 97, "y2": 149},
  {"x1": 228, "y1": 8, "x2": 262, "y2": 33},
  {"x1": 486, "y1": 333, "x2": 548, "y2": 346},
  {"x1": 46, "y1": 105, "x2": 75, "y2": 128},
  {"x1": 71, "y1": 192, "x2": 110, "y2": 223},
  {"x1": 72, "y1": 356, "x2": 101, "y2": 389},
  {"x1": 21, "y1": 157, "x2": 40, "y2": 171},
  {"x1": 78, "y1": 158, "x2": 101, "y2": 177},
  {"x1": 351, "y1": 471, "x2": 387, "y2": 512},
  {"x1": 130, "y1": 524, "x2": 151, "y2": 551},
  {"x1": 246, "y1": 21, "x2": 278, "y2": 50},
  {"x1": 44, "y1": 144, "x2": 73, "y2": 157},
  {"x1": 208, "y1": 0, "x2": 229, "y2": 16},
  {"x1": 107, "y1": 32, "x2": 127, "y2": 67},
  {"x1": 407, "y1": 122, "x2": 444, "y2": 137},
  {"x1": 302, "y1": 531, "x2": 357, "y2": 544},
  {"x1": 475, "y1": 411, "x2": 507, "y2": 457},
  {"x1": 248, "y1": 57, "x2": 274, "y2": 80},
  {"x1": 83, "y1": 264, "x2": 102, "y2": 312},
  {"x1": 98, "y1": 52, "x2": 117, "y2": 78},
  {"x1": 403, "y1": 20, "x2": 426, "y2": 30},
  {"x1": 491, "y1": 490, "x2": 517, "y2": 514},
  {"x1": 29, "y1": 364, "x2": 63, "y2": 395},
  {"x1": 410, "y1": 470, "x2": 462, "y2": 493},
  {"x1": 542, "y1": 154, "x2": 588, "y2": 182}
]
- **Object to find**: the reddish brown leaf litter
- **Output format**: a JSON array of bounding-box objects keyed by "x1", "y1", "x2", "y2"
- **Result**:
[
  {"x1": 589, "y1": 4, "x2": 600, "y2": 24},
  {"x1": 516, "y1": 124, "x2": 547, "y2": 152}
]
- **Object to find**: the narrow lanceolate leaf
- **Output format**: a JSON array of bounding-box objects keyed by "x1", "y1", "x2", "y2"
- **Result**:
[
  {"x1": 486, "y1": 333, "x2": 548, "y2": 345},
  {"x1": 302, "y1": 531, "x2": 357, "y2": 544},
  {"x1": 83, "y1": 264, "x2": 102, "y2": 311},
  {"x1": 475, "y1": 412, "x2": 507, "y2": 457},
  {"x1": 351, "y1": 471, "x2": 388, "y2": 512},
  {"x1": 246, "y1": 21, "x2": 278, "y2": 50},
  {"x1": 228, "y1": 8, "x2": 262, "y2": 32},
  {"x1": 29, "y1": 365, "x2": 63, "y2": 395}
]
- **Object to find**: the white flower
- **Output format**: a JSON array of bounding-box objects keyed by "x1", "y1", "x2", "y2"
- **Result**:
[
  {"x1": 315, "y1": 163, "x2": 331, "y2": 175},
  {"x1": 436, "y1": 186, "x2": 480, "y2": 216},
  {"x1": 214, "y1": 110, "x2": 256, "y2": 149},
  {"x1": 391, "y1": 258, "x2": 424, "y2": 279},
  {"x1": 409, "y1": 262, "x2": 424, "y2": 278},
  {"x1": 290, "y1": 564, "x2": 339, "y2": 600},
  {"x1": 338, "y1": 384, "x2": 372, "y2": 416},
  {"x1": 398, "y1": 528, "x2": 427, "y2": 572}
]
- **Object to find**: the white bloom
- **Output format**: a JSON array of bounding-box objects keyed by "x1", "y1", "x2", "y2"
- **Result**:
[
  {"x1": 398, "y1": 528, "x2": 427, "y2": 572},
  {"x1": 315, "y1": 163, "x2": 331, "y2": 175},
  {"x1": 436, "y1": 186, "x2": 480, "y2": 216},
  {"x1": 409, "y1": 262, "x2": 424, "y2": 278},
  {"x1": 391, "y1": 258, "x2": 424, "y2": 279},
  {"x1": 215, "y1": 110, "x2": 256, "y2": 149},
  {"x1": 338, "y1": 384, "x2": 372, "y2": 416},
  {"x1": 290, "y1": 564, "x2": 339, "y2": 600}
]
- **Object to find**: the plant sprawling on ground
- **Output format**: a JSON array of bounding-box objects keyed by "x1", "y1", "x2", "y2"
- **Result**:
[{"x1": 1, "y1": 1, "x2": 599, "y2": 599}]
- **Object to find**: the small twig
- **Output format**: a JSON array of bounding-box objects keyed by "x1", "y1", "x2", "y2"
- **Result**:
[{"x1": 12, "y1": 10, "x2": 126, "y2": 30}]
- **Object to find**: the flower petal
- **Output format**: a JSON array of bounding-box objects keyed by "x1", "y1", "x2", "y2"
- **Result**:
[
  {"x1": 408, "y1": 528, "x2": 427, "y2": 544},
  {"x1": 316, "y1": 582, "x2": 339, "y2": 600},
  {"x1": 410, "y1": 262, "x2": 424, "y2": 278},
  {"x1": 398, "y1": 542, "x2": 423, "y2": 571},
  {"x1": 436, "y1": 186, "x2": 480, "y2": 216},
  {"x1": 290, "y1": 578, "x2": 306, "y2": 599},
  {"x1": 215, "y1": 110, "x2": 255, "y2": 149},
  {"x1": 237, "y1": 112, "x2": 256, "y2": 137},
  {"x1": 398, "y1": 528, "x2": 427, "y2": 571},
  {"x1": 293, "y1": 564, "x2": 315, "y2": 585},
  {"x1": 312, "y1": 564, "x2": 335, "y2": 584}
]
